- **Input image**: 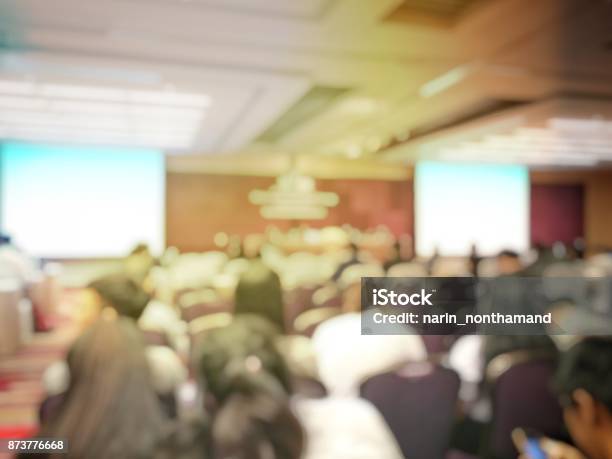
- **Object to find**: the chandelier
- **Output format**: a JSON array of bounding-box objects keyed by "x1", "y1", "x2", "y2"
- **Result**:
[{"x1": 249, "y1": 171, "x2": 339, "y2": 220}]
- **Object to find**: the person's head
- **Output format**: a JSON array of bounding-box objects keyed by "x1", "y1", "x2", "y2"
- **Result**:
[
  {"x1": 125, "y1": 243, "x2": 156, "y2": 283},
  {"x1": 555, "y1": 337, "x2": 612, "y2": 459},
  {"x1": 234, "y1": 262, "x2": 285, "y2": 332},
  {"x1": 496, "y1": 249, "x2": 522, "y2": 275},
  {"x1": 212, "y1": 390, "x2": 304, "y2": 459},
  {"x1": 196, "y1": 316, "x2": 291, "y2": 405},
  {"x1": 129, "y1": 243, "x2": 151, "y2": 256},
  {"x1": 387, "y1": 241, "x2": 401, "y2": 262},
  {"x1": 195, "y1": 317, "x2": 303, "y2": 459},
  {"x1": 88, "y1": 273, "x2": 151, "y2": 320},
  {"x1": 41, "y1": 317, "x2": 164, "y2": 458},
  {"x1": 243, "y1": 234, "x2": 264, "y2": 260}
]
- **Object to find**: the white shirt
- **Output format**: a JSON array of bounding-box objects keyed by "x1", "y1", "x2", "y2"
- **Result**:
[
  {"x1": 312, "y1": 313, "x2": 427, "y2": 396},
  {"x1": 447, "y1": 335, "x2": 484, "y2": 403},
  {"x1": 138, "y1": 300, "x2": 188, "y2": 354},
  {"x1": 294, "y1": 396, "x2": 404, "y2": 459}
]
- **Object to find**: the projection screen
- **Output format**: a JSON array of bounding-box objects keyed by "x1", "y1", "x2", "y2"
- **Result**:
[
  {"x1": 0, "y1": 142, "x2": 165, "y2": 258},
  {"x1": 415, "y1": 162, "x2": 529, "y2": 257}
]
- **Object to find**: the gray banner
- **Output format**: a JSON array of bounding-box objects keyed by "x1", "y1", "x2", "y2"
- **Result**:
[{"x1": 361, "y1": 277, "x2": 612, "y2": 335}]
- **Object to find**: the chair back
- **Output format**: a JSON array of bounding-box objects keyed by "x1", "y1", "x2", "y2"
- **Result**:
[
  {"x1": 293, "y1": 306, "x2": 342, "y2": 337},
  {"x1": 181, "y1": 299, "x2": 232, "y2": 322},
  {"x1": 360, "y1": 362, "x2": 460, "y2": 459},
  {"x1": 486, "y1": 354, "x2": 564, "y2": 459}
]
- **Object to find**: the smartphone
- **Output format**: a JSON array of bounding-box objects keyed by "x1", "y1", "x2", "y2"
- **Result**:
[{"x1": 512, "y1": 428, "x2": 548, "y2": 459}]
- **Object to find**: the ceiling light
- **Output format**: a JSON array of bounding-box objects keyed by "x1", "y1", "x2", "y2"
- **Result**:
[
  {"x1": 419, "y1": 64, "x2": 475, "y2": 98},
  {"x1": 0, "y1": 78, "x2": 211, "y2": 150}
]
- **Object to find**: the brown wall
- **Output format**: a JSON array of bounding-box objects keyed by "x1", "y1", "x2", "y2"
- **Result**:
[
  {"x1": 166, "y1": 173, "x2": 413, "y2": 252},
  {"x1": 531, "y1": 169, "x2": 612, "y2": 252},
  {"x1": 167, "y1": 170, "x2": 612, "y2": 253}
]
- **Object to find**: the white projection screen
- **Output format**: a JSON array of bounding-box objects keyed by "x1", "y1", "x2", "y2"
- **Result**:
[
  {"x1": 0, "y1": 143, "x2": 165, "y2": 258},
  {"x1": 415, "y1": 162, "x2": 529, "y2": 257}
]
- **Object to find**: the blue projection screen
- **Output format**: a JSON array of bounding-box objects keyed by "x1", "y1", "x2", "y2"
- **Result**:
[
  {"x1": 415, "y1": 162, "x2": 529, "y2": 257},
  {"x1": 0, "y1": 143, "x2": 165, "y2": 258}
]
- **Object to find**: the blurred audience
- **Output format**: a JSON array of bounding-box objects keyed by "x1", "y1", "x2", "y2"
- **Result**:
[{"x1": 6, "y1": 225, "x2": 612, "y2": 459}]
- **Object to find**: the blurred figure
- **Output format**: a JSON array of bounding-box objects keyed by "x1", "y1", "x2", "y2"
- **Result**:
[
  {"x1": 88, "y1": 273, "x2": 151, "y2": 320},
  {"x1": 191, "y1": 316, "x2": 403, "y2": 459},
  {"x1": 234, "y1": 261, "x2": 285, "y2": 332},
  {"x1": 525, "y1": 337, "x2": 612, "y2": 459},
  {"x1": 0, "y1": 233, "x2": 39, "y2": 284},
  {"x1": 158, "y1": 316, "x2": 303, "y2": 459},
  {"x1": 331, "y1": 242, "x2": 361, "y2": 282},
  {"x1": 521, "y1": 244, "x2": 557, "y2": 277},
  {"x1": 496, "y1": 250, "x2": 523, "y2": 276},
  {"x1": 468, "y1": 243, "x2": 481, "y2": 277},
  {"x1": 242, "y1": 233, "x2": 265, "y2": 260},
  {"x1": 140, "y1": 266, "x2": 188, "y2": 354},
  {"x1": 383, "y1": 234, "x2": 414, "y2": 272},
  {"x1": 313, "y1": 264, "x2": 427, "y2": 396},
  {"x1": 426, "y1": 246, "x2": 440, "y2": 275},
  {"x1": 124, "y1": 243, "x2": 156, "y2": 285},
  {"x1": 28, "y1": 318, "x2": 165, "y2": 459},
  {"x1": 43, "y1": 274, "x2": 186, "y2": 416}
]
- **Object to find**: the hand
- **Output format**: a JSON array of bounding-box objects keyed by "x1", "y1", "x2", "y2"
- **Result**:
[{"x1": 518, "y1": 438, "x2": 587, "y2": 459}]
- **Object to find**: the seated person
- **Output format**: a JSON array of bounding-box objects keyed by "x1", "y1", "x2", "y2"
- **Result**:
[
  {"x1": 164, "y1": 316, "x2": 404, "y2": 459},
  {"x1": 43, "y1": 274, "x2": 186, "y2": 418},
  {"x1": 312, "y1": 264, "x2": 427, "y2": 396},
  {"x1": 234, "y1": 261, "x2": 285, "y2": 332},
  {"x1": 124, "y1": 242, "x2": 156, "y2": 285},
  {"x1": 521, "y1": 337, "x2": 612, "y2": 459},
  {"x1": 24, "y1": 317, "x2": 166, "y2": 459}
]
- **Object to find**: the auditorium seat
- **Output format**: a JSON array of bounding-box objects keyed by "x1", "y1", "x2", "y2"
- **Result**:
[
  {"x1": 360, "y1": 362, "x2": 460, "y2": 459},
  {"x1": 484, "y1": 350, "x2": 564, "y2": 459},
  {"x1": 179, "y1": 289, "x2": 233, "y2": 322},
  {"x1": 293, "y1": 306, "x2": 342, "y2": 337}
]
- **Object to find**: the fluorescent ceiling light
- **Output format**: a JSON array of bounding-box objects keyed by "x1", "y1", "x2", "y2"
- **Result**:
[
  {"x1": 0, "y1": 78, "x2": 211, "y2": 150},
  {"x1": 437, "y1": 116, "x2": 612, "y2": 167},
  {"x1": 419, "y1": 64, "x2": 475, "y2": 98}
]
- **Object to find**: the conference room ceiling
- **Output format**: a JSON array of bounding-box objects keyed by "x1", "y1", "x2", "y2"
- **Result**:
[{"x1": 0, "y1": 0, "x2": 611, "y2": 167}]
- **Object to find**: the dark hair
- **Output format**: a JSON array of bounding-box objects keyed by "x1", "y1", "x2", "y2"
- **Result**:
[
  {"x1": 497, "y1": 249, "x2": 519, "y2": 259},
  {"x1": 555, "y1": 337, "x2": 612, "y2": 411},
  {"x1": 213, "y1": 391, "x2": 304, "y2": 459},
  {"x1": 89, "y1": 274, "x2": 150, "y2": 320},
  {"x1": 234, "y1": 262, "x2": 285, "y2": 332},
  {"x1": 196, "y1": 316, "x2": 292, "y2": 403},
  {"x1": 130, "y1": 243, "x2": 151, "y2": 256},
  {"x1": 194, "y1": 317, "x2": 303, "y2": 459},
  {"x1": 38, "y1": 318, "x2": 164, "y2": 459},
  {"x1": 154, "y1": 419, "x2": 211, "y2": 459}
]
